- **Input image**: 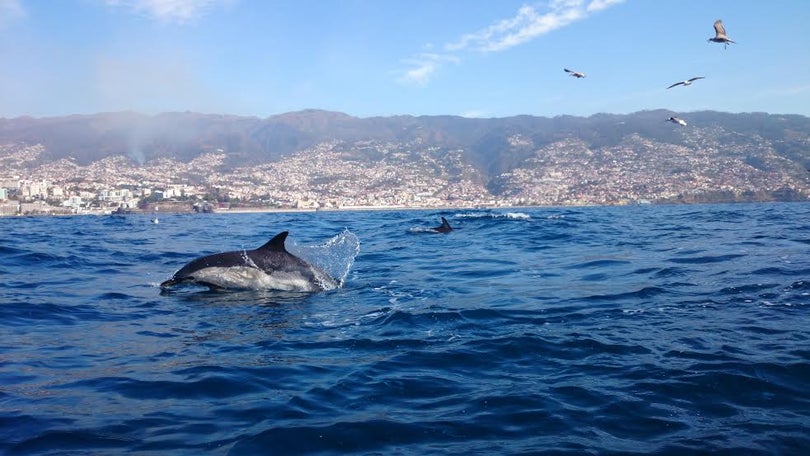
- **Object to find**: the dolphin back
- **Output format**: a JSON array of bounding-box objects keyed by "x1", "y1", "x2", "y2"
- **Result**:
[
  {"x1": 250, "y1": 232, "x2": 340, "y2": 290},
  {"x1": 435, "y1": 217, "x2": 453, "y2": 233},
  {"x1": 257, "y1": 231, "x2": 289, "y2": 252}
]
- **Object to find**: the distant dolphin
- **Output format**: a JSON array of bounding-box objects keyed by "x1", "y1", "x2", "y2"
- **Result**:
[
  {"x1": 433, "y1": 217, "x2": 453, "y2": 233},
  {"x1": 160, "y1": 231, "x2": 338, "y2": 292}
]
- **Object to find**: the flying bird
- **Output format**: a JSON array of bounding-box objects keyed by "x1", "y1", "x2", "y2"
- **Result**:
[
  {"x1": 667, "y1": 76, "x2": 705, "y2": 89},
  {"x1": 564, "y1": 68, "x2": 585, "y2": 78},
  {"x1": 708, "y1": 19, "x2": 734, "y2": 48},
  {"x1": 667, "y1": 116, "x2": 687, "y2": 127}
]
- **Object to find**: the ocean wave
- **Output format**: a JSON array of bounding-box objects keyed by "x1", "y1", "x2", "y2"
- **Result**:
[
  {"x1": 453, "y1": 211, "x2": 531, "y2": 220},
  {"x1": 3, "y1": 203, "x2": 810, "y2": 454}
]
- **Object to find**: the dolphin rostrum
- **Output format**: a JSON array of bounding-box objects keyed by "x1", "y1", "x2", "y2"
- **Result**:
[{"x1": 160, "y1": 231, "x2": 338, "y2": 292}]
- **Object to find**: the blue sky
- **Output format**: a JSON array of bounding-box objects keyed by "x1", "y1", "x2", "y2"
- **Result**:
[{"x1": 1, "y1": 0, "x2": 809, "y2": 119}]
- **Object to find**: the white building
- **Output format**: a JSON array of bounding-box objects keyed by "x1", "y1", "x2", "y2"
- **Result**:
[
  {"x1": 0, "y1": 177, "x2": 20, "y2": 189},
  {"x1": 21, "y1": 180, "x2": 49, "y2": 198},
  {"x1": 62, "y1": 196, "x2": 84, "y2": 210},
  {"x1": 98, "y1": 189, "x2": 134, "y2": 202}
]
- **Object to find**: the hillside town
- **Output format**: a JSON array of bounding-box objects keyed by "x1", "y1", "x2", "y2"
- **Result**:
[{"x1": 1, "y1": 128, "x2": 809, "y2": 216}]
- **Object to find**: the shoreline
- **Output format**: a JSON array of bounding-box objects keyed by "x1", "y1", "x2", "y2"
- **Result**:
[
  {"x1": 0, "y1": 204, "x2": 515, "y2": 217},
  {"x1": 2, "y1": 200, "x2": 806, "y2": 218}
]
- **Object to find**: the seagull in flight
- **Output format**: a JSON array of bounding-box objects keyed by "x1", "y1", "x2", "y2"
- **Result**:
[
  {"x1": 667, "y1": 116, "x2": 687, "y2": 127},
  {"x1": 708, "y1": 20, "x2": 735, "y2": 48},
  {"x1": 667, "y1": 76, "x2": 705, "y2": 89},
  {"x1": 564, "y1": 68, "x2": 585, "y2": 78}
]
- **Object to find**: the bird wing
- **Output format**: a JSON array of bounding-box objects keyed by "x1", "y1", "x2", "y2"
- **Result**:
[
  {"x1": 688, "y1": 76, "x2": 705, "y2": 82},
  {"x1": 714, "y1": 20, "x2": 727, "y2": 37},
  {"x1": 667, "y1": 82, "x2": 684, "y2": 89},
  {"x1": 564, "y1": 68, "x2": 573, "y2": 73}
]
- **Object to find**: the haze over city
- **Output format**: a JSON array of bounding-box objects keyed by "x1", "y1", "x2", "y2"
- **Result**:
[{"x1": 2, "y1": 0, "x2": 809, "y2": 119}]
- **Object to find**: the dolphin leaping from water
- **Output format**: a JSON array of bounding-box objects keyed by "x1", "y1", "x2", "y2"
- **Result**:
[{"x1": 160, "y1": 231, "x2": 338, "y2": 292}]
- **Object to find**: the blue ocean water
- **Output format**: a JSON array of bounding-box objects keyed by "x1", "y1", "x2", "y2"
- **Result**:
[{"x1": 2, "y1": 203, "x2": 809, "y2": 455}]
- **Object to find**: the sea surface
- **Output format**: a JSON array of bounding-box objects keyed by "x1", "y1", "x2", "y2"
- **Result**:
[{"x1": 2, "y1": 203, "x2": 809, "y2": 455}]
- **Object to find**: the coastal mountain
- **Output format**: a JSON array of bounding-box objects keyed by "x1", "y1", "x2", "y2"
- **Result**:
[
  {"x1": 2, "y1": 109, "x2": 809, "y2": 205},
  {"x1": 2, "y1": 109, "x2": 808, "y2": 169}
]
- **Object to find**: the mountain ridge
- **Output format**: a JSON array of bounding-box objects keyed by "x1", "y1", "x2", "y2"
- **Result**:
[
  {"x1": 2, "y1": 109, "x2": 809, "y2": 205},
  {"x1": 3, "y1": 108, "x2": 808, "y2": 168}
]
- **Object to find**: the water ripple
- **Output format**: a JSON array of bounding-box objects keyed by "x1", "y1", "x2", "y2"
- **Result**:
[{"x1": 2, "y1": 204, "x2": 810, "y2": 454}]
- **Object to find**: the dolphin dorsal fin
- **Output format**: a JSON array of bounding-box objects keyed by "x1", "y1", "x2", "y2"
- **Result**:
[
  {"x1": 258, "y1": 231, "x2": 289, "y2": 252},
  {"x1": 441, "y1": 217, "x2": 451, "y2": 229}
]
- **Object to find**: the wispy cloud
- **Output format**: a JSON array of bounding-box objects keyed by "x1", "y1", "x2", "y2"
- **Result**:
[
  {"x1": 104, "y1": 0, "x2": 228, "y2": 24},
  {"x1": 586, "y1": 0, "x2": 624, "y2": 13},
  {"x1": 398, "y1": 0, "x2": 623, "y2": 85},
  {"x1": 747, "y1": 83, "x2": 810, "y2": 104},
  {"x1": 460, "y1": 109, "x2": 488, "y2": 118},
  {"x1": 0, "y1": 0, "x2": 25, "y2": 29},
  {"x1": 396, "y1": 53, "x2": 460, "y2": 87},
  {"x1": 770, "y1": 83, "x2": 810, "y2": 96}
]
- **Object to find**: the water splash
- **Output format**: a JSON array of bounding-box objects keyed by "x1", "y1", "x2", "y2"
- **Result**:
[
  {"x1": 288, "y1": 229, "x2": 361, "y2": 286},
  {"x1": 240, "y1": 249, "x2": 258, "y2": 269},
  {"x1": 453, "y1": 211, "x2": 531, "y2": 220},
  {"x1": 407, "y1": 227, "x2": 444, "y2": 234}
]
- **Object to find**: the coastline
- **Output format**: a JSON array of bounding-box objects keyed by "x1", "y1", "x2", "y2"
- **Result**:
[
  {"x1": 0, "y1": 202, "x2": 551, "y2": 218},
  {"x1": 3, "y1": 200, "x2": 805, "y2": 218}
]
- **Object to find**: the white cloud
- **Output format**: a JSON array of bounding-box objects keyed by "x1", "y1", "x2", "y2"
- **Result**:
[
  {"x1": 460, "y1": 109, "x2": 488, "y2": 118},
  {"x1": 447, "y1": 0, "x2": 624, "y2": 53},
  {"x1": 587, "y1": 0, "x2": 625, "y2": 13},
  {"x1": 0, "y1": 0, "x2": 25, "y2": 29},
  {"x1": 397, "y1": 53, "x2": 459, "y2": 87},
  {"x1": 749, "y1": 83, "x2": 810, "y2": 102},
  {"x1": 398, "y1": 0, "x2": 623, "y2": 86},
  {"x1": 94, "y1": 53, "x2": 210, "y2": 113},
  {"x1": 772, "y1": 83, "x2": 810, "y2": 96},
  {"x1": 104, "y1": 0, "x2": 228, "y2": 24}
]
